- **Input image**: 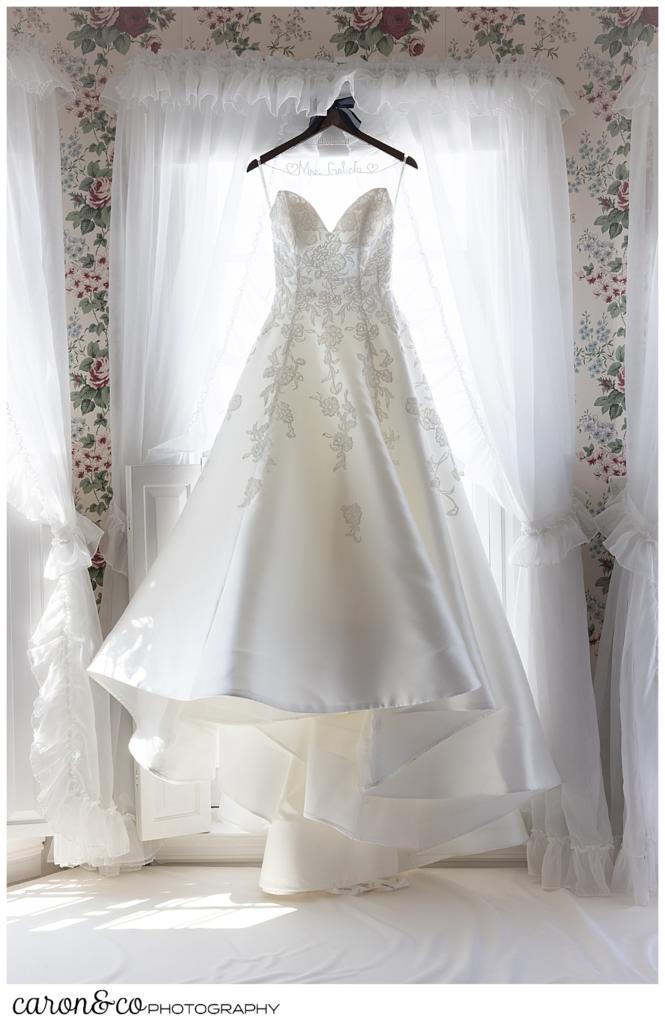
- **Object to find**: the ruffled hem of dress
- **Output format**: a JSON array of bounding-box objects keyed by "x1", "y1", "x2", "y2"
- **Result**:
[
  {"x1": 8, "y1": 37, "x2": 74, "y2": 96},
  {"x1": 28, "y1": 572, "x2": 131, "y2": 867},
  {"x1": 88, "y1": 661, "x2": 561, "y2": 893},
  {"x1": 595, "y1": 479, "x2": 657, "y2": 581},
  {"x1": 526, "y1": 829, "x2": 615, "y2": 896},
  {"x1": 101, "y1": 49, "x2": 573, "y2": 121}
]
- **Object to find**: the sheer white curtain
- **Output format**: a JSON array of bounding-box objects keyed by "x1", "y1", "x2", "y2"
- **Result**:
[
  {"x1": 100, "y1": 52, "x2": 613, "y2": 894},
  {"x1": 98, "y1": 57, "x2": 288, "y2": 632},
  {"x1": 405, "y1": 66, "x2": 615, "y2": 894},
  {"x1": 7, "y1": 41, "x2": 139, "y2": 871},
  {"x1": 594, "y1": 55, "x2": 658, "y2": 906}
]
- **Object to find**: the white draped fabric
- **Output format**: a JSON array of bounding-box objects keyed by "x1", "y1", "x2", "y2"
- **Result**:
[
  {"x1": 7, "y1": 42, "x2": 134, "y2": 870},
  {"x1": 594, "y1": 56, "x2": 658, "y2": 906},
  {"x1": 99, "y1": 52, "x2": 613, "y2": 894},
  {"x1": 407, "y1": 68, "x2": 614, "y2": 893}
]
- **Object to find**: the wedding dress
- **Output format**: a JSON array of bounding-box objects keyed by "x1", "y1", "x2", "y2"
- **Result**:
[{"x1": 88, "y1": 161, "x2": 560, "y2": 893}]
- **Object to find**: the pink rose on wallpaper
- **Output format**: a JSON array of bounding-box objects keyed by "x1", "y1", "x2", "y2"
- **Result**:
[
  {"x1": 616, "y1": 179, "x2": 630, "y2": 211},
  {"x1": 91, "y1": 547, "x2": 106, "y2": 570},
  {"x1": 616, "y1": 366, "x2": 626, "y2": 393},
  {"x1": 408, "y1": 36, "x2": 425, "y2": 56},
  {"x1": 115, "y1": 7, "x2": 151, "y2": 37},
  {"x1": 88, "y1": 177, "x2": 112, "y2": 209},
  {"x1": 143, "y1": 35, "x2": 162, "y2": 54},
  {"x1": 88, "y1": 7, "x2": 119, "y2": 29},
  {"x1": 380, "y1": 8, "x2": 412, "y2": 40},
  {"x1": 616, "y1": 8, "x2": 644, "y2": 28},
  {"x1": 89, "y1": 357, "x2": 110, "y2": 390},
  {"x1": 352, "y1": 8, "x2": 383, "y2": 32}
]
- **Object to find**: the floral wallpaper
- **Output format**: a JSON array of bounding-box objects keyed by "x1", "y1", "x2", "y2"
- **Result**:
[{"x1": 8, "y1": 6, "x2": 658, "y2": 651}]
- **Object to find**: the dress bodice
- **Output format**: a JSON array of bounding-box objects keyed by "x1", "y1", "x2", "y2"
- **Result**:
[{"x1": 269, "y1": 187, "x2": 394, "y2": 299}]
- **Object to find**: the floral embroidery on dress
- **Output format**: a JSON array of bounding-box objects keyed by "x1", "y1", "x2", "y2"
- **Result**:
[
  {"x1": 323, "y1": 389, "x2": 357, "y2": 471},
  {"x1": 239, "y1": 476, "x2": 263, "y2": 509},
  {"x1": 235, "y1": 187, "x2": 461, "y2": 524},
  {"x1": 406, "y1": 394, "x2": 460, "y2": 516},
  {"x1": 224, "y1": 393, "x2": 242, "y2": 422},
  {"x1": 341, "y1": 502, "x2": 363, "y2": 542}
]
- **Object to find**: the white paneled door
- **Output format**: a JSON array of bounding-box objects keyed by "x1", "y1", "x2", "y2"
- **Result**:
[{"x1": 126, "y1": 464, "x2": 212, "y2": 841}]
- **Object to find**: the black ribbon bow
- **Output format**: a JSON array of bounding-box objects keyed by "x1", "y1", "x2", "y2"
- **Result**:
[{"x1": 308, "y1": 95, "x2": 362, "y2": 131}]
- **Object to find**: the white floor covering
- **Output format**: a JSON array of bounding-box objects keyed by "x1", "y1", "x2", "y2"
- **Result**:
[{"x1": 7, "y1": 864, "x2": 657, "y2": 985}]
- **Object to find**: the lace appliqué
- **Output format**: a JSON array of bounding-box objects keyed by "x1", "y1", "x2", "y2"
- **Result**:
[
  {"x1": 406, "y1": 393, "x2": 460, "y2": 517},
  {"x1": 341, "y1": 502, "x2": 362, "y2": 542},
  {"x1": 224, "y1": 393, "x2": 242, "y2": 422}
]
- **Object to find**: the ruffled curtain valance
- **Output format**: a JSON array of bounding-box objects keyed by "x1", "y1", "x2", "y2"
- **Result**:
[
  {"x1": 100, "y1": 50, "x2": 574, "y2": 120},
  {"x1": 8, "y1": 37, "x2": 73, "y2": 96}
]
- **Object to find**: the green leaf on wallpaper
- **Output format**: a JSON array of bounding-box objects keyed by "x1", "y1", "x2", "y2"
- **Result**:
[
  {"x1": 377, "y1": 35, "x2": 394, "y2": 56},
  {"x1": 344, "y1": 40, "x2": 359, "y2": 56},
  {"x1": 81, "y1": 37, "x2": 96, "y2": 55},
  {"x1": 366, "y1": 26, "x2": 383, "y2": 48},
  {"x1": 608, "y1": 221, "x2": 622, "y2": 239},
  {"x1": 639, "y1": 26, "x2": 655, "y2": 45},
  {"x1": 615, "y1": 163, "x2": 628, "y2": 180},
  {"x1": 607, "y1": 180, "x2": 620, "y2": 195},
  {"x1": 615, "y1": 346, "x2": 625, "y2": 362},
  {"x1": 80, "y1": 399, "x2": 95, "y2": 415},
  {"x1": 609, "y1": 403, "x2": 623, "y2": 420},
  {"x1": 608, "y1": 40, "x2": 622, "y2": 58},
  {"x1": 607, "y1": 362, "x2": 622, "y2": 375},
  {"x1": 114, "y1": 33, "x2": 131, "y2": 55},
  {"x1": 80, "y1": 218, "x2": 95, "y2": 235},
  {"x1": 100, "y1": 26, "x2": 120, "y2": 45}
]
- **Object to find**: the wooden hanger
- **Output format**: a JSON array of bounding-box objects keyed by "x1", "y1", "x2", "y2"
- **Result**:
[{"x1": 247, "y1": 95, "x2": 418, "y2": 172}]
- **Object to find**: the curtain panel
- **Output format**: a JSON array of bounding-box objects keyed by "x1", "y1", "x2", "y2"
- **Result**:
[
  {"x1": 7, "y1": 41, "x2": 134, "y2": 870},
  {"x1": 594, "y1": 55, "x2": 658, "y2": 906},
  {"x1": 99, "y1": 51, "x2": 613, "y2": 894}
]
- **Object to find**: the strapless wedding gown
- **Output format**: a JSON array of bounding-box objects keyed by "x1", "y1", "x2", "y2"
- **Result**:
[{"x1": 88, "y1": 184, "x2": 559, "y2": 893}]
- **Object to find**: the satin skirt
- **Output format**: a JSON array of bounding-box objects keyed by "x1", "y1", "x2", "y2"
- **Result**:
[{"x1": 88, "y1": 297, "x2": 559, "y2": 893}]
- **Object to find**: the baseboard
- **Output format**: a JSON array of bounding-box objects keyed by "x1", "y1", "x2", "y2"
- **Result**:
[
  {"x1": 7, "y1": 835, "x2": 46, "y2": 886},
  {"x1": 153, "y1": 832, "x2": 527, "y2": 868},
  {"x1": 154, "y1": 831, "x2": 267, "y2": 864}
]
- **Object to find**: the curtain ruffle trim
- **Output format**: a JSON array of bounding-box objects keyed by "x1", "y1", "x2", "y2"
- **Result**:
[
  {"x1": 526, "y1": 829, "x2": 614, "y2": 896},
  {"x1": 49, "y1": 806, "x2": 163, "y2": 874},
  {"x1": 615, "y1": 53, "x2": 657, "y2": 114},
  {"x1": 611, "y1": 833, "x2": 658, "y2": 907},
  {"x1": 8, "y1": 37, "x2": 74, "y2": 97},
  {"x1": 44, "y1": 512, "x2": 103, "y2": 580},
  {"x1": 101, "y1": 50, "x2": 573, "y2": 121},
  {"x1": 510, "y1": 491, "x2": 597, "y2": 567},
  {"x1": 28, "y1": 573, "x2": 131, "y2": 867},
  {"x1": 99, "y1": 502, "x2": 129, "y2": 576},
  {"x1": 595, "y1": 478, "x2": 656, "y2": 581}
]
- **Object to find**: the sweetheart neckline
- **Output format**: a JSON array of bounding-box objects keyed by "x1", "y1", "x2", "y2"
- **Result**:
[{"x1": 271, "y1": 187, "x2": 392, "y2": 237}]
